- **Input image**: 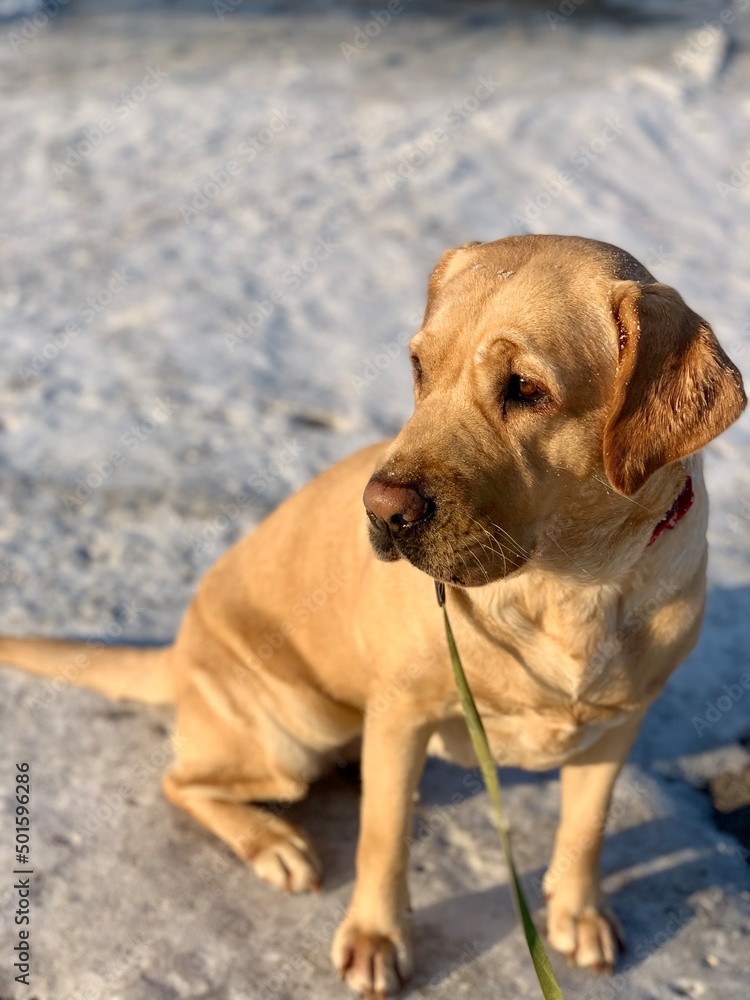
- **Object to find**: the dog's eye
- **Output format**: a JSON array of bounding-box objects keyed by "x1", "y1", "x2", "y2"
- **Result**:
[
  {"x1": 411, "y1": 355, "x2": 423, "y2": 387},
  {"x1": 515, "y1": 377, "x2": 542, "y2": 400},
  {"x1": 505, "y1": 374, "x2": 547, "y2": 406}
]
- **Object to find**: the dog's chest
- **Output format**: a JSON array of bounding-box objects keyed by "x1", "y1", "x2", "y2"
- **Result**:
[
  {"x1": 484, "y1": 702, "x2": 631, "y2": 770},
  {"x1": 433, "y1": 582, "x2": 661, "y2": 770},
  {"x1": 429, "y1": 702, "x2": 631, "y2": 772}
]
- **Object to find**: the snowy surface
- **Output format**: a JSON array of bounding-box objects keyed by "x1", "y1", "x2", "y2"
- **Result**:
[{"x1": 1, "y1": 1, "x2": 750, "y2": 998}]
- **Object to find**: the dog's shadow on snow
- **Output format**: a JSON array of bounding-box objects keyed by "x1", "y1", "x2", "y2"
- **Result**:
[
  {"x1": 281, "y1": 758, "x2": 746, "y2": 994},
  {"x1": 279, "y1": 587, "x2": 750, "y2": 991}
]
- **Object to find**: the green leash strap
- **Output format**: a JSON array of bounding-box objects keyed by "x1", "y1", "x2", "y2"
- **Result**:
[{"x1": 436, "y1": 581, "x2": 565, "y2": 1000}]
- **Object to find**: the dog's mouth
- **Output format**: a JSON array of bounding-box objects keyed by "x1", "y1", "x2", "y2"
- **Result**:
[
  {"x1": 367, "y1": 516, "x2": 528, "y2": 587},
  {"x1": 366, "y1": 516, "x2": 404, "y2": 563}
]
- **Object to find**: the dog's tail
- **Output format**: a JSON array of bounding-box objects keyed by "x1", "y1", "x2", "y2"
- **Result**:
[{"x1": 0, "y1": 637, "x2": 174, "y2": 704}]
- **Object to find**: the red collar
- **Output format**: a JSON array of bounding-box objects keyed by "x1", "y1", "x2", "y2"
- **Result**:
[{"x1": 647, "y1": 476, "x2": 694, "y2": 547}]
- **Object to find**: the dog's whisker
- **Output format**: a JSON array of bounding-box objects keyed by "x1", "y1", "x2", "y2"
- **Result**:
[
  {"x1": 590, "y1": 474, "x2": 650, "y2": 512},
  {"x1": 467, "y1": 521, "x2": 506, "y2": 562},
  {"x1": 459, "y1": 536, "x2": 493, "y2": 583},
  {"x1": 465, "y1": 526, "x2": 508, "y2": 579},
  {"x1": 467, "y1": 547, "x2": 492, "y2": 583},
  {"x1": 469, "y1": 516, "x2": 529, "y2": 562},
  {"x1": 487, "y1": 522, "x2": 530, "y2": 560},
  {"x1": 548, "y1": 535, "x2": 594, "y2": 578},
  {"x1": 472, "y1": 515, "x2": 529, "y2": 559},
  {"x1": 454, "y1": 549, "x2": 478, "y2": 584}
]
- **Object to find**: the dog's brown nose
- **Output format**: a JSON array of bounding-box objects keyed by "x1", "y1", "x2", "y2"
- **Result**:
[{"x1": 363, "y1": 479, "x2": 433, "y2": 533}]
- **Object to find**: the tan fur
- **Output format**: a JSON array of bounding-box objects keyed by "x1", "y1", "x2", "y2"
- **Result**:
[
  {"x1": 605, "y1": 281, "x2": 747, "y2": 495},
  {"x1": 1, "y1": 235, "x2": 745, "y2": 996}
]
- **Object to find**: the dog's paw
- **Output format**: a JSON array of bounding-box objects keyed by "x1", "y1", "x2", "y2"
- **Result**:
[
  {"x1": 249, "y1": 833, "x2": 323, "y2": 893},
  {"x1": 331, "y1": 919, "x2": 412, "y2": 997},
  {"x1": 546, "y1": 893, "x2": 624, "y2": 973}
]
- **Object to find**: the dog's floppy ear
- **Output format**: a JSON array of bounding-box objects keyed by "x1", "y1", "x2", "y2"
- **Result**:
[
  {"x1": 422, "y1": 242, "x2": 483, "y2": 323},
  {"x1": 604, "y1": 281, "x2": 746, "y2": 496}
]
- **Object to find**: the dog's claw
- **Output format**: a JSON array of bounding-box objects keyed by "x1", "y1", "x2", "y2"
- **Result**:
[
  {"x1": 250, "y1": 833, "x2": 323, "y2": 894},
  {"x1": 339, "y1": 947, "x2": 354, "y2": 980},
  {"x1": 614, "y1": 923, "x2": 627, "y2": 952},
  {"x1": 548, "y1": 899, "x2": 622, "y2": 974},
  {"x1": 332, "y1": 922, "x2": 412, "y2": 996}
]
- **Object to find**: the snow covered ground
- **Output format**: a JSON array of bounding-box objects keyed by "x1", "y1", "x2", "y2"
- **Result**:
[{"x1": 1, "y1": 1, "x2": 750, "y2": 997}]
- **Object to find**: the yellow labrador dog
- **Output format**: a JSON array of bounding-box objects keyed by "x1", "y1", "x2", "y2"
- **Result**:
[{"x1": 1, "y1": 235, "x2": 746, "y2": 996}]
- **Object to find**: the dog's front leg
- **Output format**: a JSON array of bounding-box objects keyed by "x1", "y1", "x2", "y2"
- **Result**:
[
  {"x1": 544, "y1": 711, "x2": 644, "y2": 973},
  {"x1": 332, "y1": 706, "x2": 433, "y2": 997}
]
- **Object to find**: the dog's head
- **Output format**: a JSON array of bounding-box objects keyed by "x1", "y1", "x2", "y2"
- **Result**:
[{"x1": 363, "y1": 235, "x2": 746, "y2": 586}]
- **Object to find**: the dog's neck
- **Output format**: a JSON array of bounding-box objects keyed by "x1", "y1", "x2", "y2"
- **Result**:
[
  {"x1": 533, "y1": 457, "x2": 701, "y2": 584},
  {"x1": 647, "y1": 476, "x2": 694, "y2": 547},
  {"x1": 454, "y1": 464, "x2": 705, "y2": 699},
  {"x1": 461, "y1": 457, "x2": 704, "y2": 623}
]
